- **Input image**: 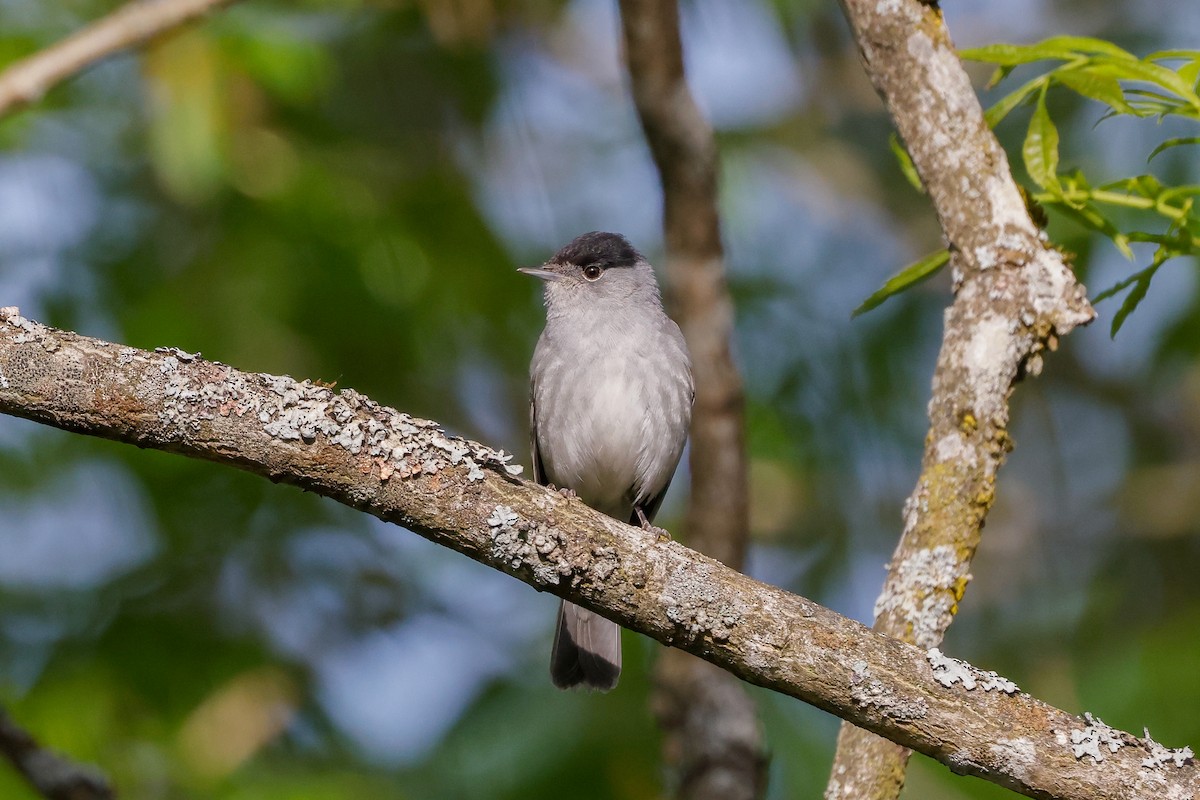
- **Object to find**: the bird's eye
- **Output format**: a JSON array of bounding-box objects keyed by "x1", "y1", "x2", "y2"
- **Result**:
[{"x1": 582, "y1": 264, "x2": 603, "y2": 281}]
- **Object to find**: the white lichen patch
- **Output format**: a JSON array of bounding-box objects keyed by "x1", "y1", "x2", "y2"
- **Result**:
[
  {"x1": 486, "y1": 505, "x2": 571, "y2": 586},
  {"x1": 849, "y1": 660, "x2": 928, "y2": 722},
  {"x1": 1141, "y1": 728, "x2": 1194, "y2": 769},
  {"x1": 3, "y1": 309, "x2": 44, "y2": 345},
  {"x1": 661, "y1": 560, "x2": 744, "y2": 643},
  {"x1": 487, "y1": 505, "x2": 519, "y2": 529},
  {"x1": 157, "y1": 359, "x2": 522, "y2": 483},
  {"x1": 933, "y1": 430, "x2": 972, "y2": 465},
  {"x1": 1069, "y1": 712, "x2": 1127, "y2": 763},
  {"x1": 989, "y1": 738, "x2": 1036, "y2": 782},
  {"x1": 875, "y1": 545, "x2": 965, "y2": 647},
  {"x1": 117, "y1": 347, "x2": 138, "y2": 365},
  {"x1": 154, "y1": 346, "x2": 199, "y2": 362},
  {"x1": 0, "y1": 369, "x2": 7, "y2": 388},
  {"x1": 962, "y1": 312, "x2": 1014, "y2": 421},
  {"x1": 927, "y1": 648, "x2": 1019, "y2": 694}
]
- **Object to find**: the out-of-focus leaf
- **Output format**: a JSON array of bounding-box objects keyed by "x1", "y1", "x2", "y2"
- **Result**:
[
  {"x1": 983, "y1": 75, "x2": 1047, "y2": 127},
  {"x1": 962, "y1": 36, "x2": 1133, "y2": 67},
  {"x1": 888, "y1": 134, "x2": 923, "y2": 193},
  {"x1": 1109, "y1": 260, "x2": 1164, "y2": 336},
  {"x1": 961, "y1": 42, "x2": 1078, "y2": 67},
  {"x1": 1035, "y1": 35, "x2": 1138, "y2": 58},
  {"x1": 852, "y1": 249, "x2": 950, "y2": 318},
  {"x1": 142, "y1": 28, "x2": 227, "y2": 203},
  {"x1": 1149, "y1": 137, "x2": 1200, "y2": 161},
  {"x1": 1095, "y1": 58, "x2": 1200, "y2": 108},
  {"x1": 1023, "y1": 89, "x2": 1061, "y2": 192},
  {"x1": 1054, "y1": 66, "x2": 1136, "y2": 114},
  {"x1": 1101, "y1": 174, "x2": 1166, "y2": 198}
]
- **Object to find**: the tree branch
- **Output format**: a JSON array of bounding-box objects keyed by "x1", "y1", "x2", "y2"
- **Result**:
[
  {"x1": 3, "y1": 309, "x2": 1191, "y2": 800},
  {"x1": 617, "y1": 0, "x2": 764, "y2": 796},
  {"x1": 0, "y1": 706, "x2": 113, "y2": 800},
  {"x1": 0, "y1": 0, "x2": 239, "y2": 119},
  {"x1": 825, "y1": 2, "x2": 1097, "y2": 797}
]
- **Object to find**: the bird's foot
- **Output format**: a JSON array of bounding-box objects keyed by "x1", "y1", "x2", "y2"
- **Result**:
[
  {"x1": 636, "y1": 506, "x2": 671, "y2": 541},
  {"x1": 556, "y1": 486, "x2": 578, "y2": 500}
]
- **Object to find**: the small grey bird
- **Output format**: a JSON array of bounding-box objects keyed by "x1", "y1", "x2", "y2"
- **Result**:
[{"x1": 520, "y1": 231, "x2": 693, "y2": 691}]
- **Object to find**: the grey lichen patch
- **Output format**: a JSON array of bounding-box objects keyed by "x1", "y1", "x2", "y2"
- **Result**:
[
  {"x1": 989, "y1": 738, "x2": 1036, "y2": 782},
  {"x1": 1067, "y1": 713, "x2": 1127, "y2": 763},
  {"x1": 154, "y1": 346, "x2": 199, "y2": 362},
  {"x1": 117, "y1": 348, "x2": 138, "y2": 365},
  {"x1": 849, "y1": 660, "x2": 928, "y2": 722},
  {"x1": 960, "y1": 311, "x2": 1016, "y2": 423},
  {"x1": 875, "y1": 545, "x2": 965, "y2": 648},
  {"x1": 927, "y1": 648, "x2": 1019, "y2": 694},
  {"x1": 660, "y1": 560, "x2": 744, "y2": 643},
  {"x1": 487, "y1": 505, "x2": 571, "y2": 586},
  {"x1": 2, "y1": 308, "x2": 59, "y2": 350},
  {"x1": 158, "y1": 362, "x2": 522, "y2": 483},
  {"x1": 1141, "y1": 728, "x2": 1194, "y2": 769}
]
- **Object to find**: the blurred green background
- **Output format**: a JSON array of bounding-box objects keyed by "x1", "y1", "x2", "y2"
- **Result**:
[{"x1": 1, "y1": 0, "x2": 1198, "y2": 798}]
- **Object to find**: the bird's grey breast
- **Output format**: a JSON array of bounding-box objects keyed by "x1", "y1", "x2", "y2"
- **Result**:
[{"x1": 532, "y1": 309, "x2": 691, "y2": 519}]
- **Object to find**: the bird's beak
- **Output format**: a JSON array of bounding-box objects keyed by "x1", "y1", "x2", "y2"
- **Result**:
[{"x1": 517, "y1": 266, "x2": 561, "y2": 281}]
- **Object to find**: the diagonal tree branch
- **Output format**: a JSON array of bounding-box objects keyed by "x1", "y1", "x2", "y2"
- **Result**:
[
  {"x1": 617, "y1": 0, "x2": 765, "y2": 797},
  {"x1": 2, "y1": 308, "x2": 1191, "y2": 800},
  {"x1": 0, "y1": 0, "x2": 240, "y2": 119},
  {"x1": 825, "y1": 1, "x2": 1097, "y2": 797},
  {"x1": 0, "y1": 706, "x2": 114, "y2": 800}
]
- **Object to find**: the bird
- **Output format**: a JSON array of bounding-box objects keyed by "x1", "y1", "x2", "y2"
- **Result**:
[{"x1": 520, "y1": 231, "x2": 693, "y2": 691}]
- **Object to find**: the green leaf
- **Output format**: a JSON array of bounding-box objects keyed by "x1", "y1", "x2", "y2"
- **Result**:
[
  {"x1": 852, "y1": 249, "x2": 950, "y2": 318},
  {"x1": 962, "y1": 36, "x2": 1134, "y2": 67},
  {"x1": 1147, "y1": 50, "x2": 1200, "y2": 86},
  {"x1": 1053, "y1": 66, "x2": 1136, "y2": 114},
  {"x1": 1023, "y1": 89, "x2": 1061, "y2": 191},
  {"x1": 1149, "y1": 137, "x2": 1200, "y2": 161},
  {"x1": 984, "y1": 74, "x2": 1048, "y2": 127},
  {"x1": 1093, "y1": 269, "x2": 1146, "y2": 303},
  {"x1": 1109, "y1": 262, "x2": 1162, "y2": 336},
  {"x1": 889, "y1": 134, "x2": 924, "y2": 193},
  {"x1": 1095, "y1": 57, "x2": 1200, "y2": 109},
  {"x1": 961, "y1": 42, "x2": 1078, "y2": 67},
  {"x1": 1036, "y1": 35, "x2": 1137, "y2": 59},
  {"x1": 1101, "y1": 174, "x2": 1165, "y2": 198}
]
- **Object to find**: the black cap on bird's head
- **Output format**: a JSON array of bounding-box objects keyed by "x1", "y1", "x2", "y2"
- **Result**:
[
  {"x1": 551, "y1": 231, "x2": 641, "y2": 271},
  {"x1": 517, "y1": 231, "x2": 655, "y2": 303}
]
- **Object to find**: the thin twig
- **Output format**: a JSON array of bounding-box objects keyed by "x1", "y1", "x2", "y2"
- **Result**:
[
  {"x1": 0, "y1": 706, "x2": 114, "y2": 800},
  {"x1": 0, "y1": 0, "x2": 240, "y2": 118}
]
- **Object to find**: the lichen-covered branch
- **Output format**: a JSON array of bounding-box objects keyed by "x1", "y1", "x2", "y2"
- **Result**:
[
  {"x1": 0, "y1": 0, "x2": 239, "y2": 118},
  {"x1": 4, "y1": 310, "x2": 1192, "y2": 800},
  {"x1": 0, "y1": 706, "x2": 114, "y2": 800},
  {"x1": 617, "y1": 0, "x2": 764, "y2": 796},
  {"x1": 826, "y1": 2, "x2": 1097, "y2": 798}
]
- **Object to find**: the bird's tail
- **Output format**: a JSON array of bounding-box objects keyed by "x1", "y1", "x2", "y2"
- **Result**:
[{"x1": 550, "y1": 601, "x2": 621, "y2": 691}]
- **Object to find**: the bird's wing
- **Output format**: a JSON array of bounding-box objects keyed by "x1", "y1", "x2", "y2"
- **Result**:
[{"x1": 530, "y1": 385, "x2": 548, "y2": 487}]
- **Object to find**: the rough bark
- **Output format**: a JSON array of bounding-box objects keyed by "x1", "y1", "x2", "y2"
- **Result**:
[
  {"x1": 617, "y1": 1, "x2": 765, "y2": 797},
  {"x1": 825, "y1": 2, "x2": 1097, "y2": 798},
  {"x1": 0, "y1": 0, "x2": 239, "y2": 118},
  {"x1": 0, "y1": 706, "x2": 114, "y2": 800},
  {"x1": 4, "y1": 309, "x2": 1193, "y2": 800}
]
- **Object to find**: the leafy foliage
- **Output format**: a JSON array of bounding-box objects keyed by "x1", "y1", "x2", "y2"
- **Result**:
[{"x1": 862, "y1": 38, "x2": 1200, "y2": 335}]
